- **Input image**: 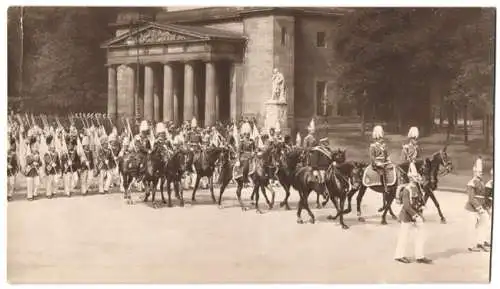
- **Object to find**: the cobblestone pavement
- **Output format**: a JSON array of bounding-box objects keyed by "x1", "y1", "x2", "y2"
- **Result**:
[{"x1": 7, "y1": 184, "x2": 491, "y2": 283}]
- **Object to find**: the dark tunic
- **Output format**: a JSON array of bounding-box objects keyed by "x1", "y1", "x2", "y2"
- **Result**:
[
  {"x1": 25, "y1": 152, "x2": 41, "y2": 177},
  {"x1": 44, "y1": 150, "x2": 60, "y2": 175}
]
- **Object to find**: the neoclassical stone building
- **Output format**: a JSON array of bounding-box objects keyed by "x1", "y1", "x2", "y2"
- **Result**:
[{"x1": 102, "y1": 7, "x2": 351, "y2": 132}]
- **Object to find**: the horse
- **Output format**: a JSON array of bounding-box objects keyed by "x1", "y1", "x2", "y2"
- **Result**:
[
  {"x1": 217, "y1": 145, "x2": 247, "y2": 210},
  {"x1": 276, "y1": 146, "x2": 307, "y2": 210},
  {"x1": 143, "y1": 145, "x2": 169, "y2": 208},
  {"x1": 190, "y1": 146, "x2": 225, "y2": 204},
  {"x1": 293, "y1": 165, "x2": 328, "y2": 224},
  {"x1": 324, "y1": 161, "x2": 365, "y2": 229},
  {"x1": 157, "y1": 148, "x2": 189, "y2": 207},
  {"x1": 248, "y1": 144, "x2": 278, "y2": 213},
  {"x1": 119, "y1": 150, "x2": 146, "y2": 205}
]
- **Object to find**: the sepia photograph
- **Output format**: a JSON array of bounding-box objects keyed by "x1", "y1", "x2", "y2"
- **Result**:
[{"x1": 5, "y1": 3, "x2": 496, "y2": 284}]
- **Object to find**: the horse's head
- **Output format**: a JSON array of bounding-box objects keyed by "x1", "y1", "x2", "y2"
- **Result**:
[
  {"x1": 332, "y1": 148, "x2": 347, "y2": 164},
  {"x1": 432, "y1": 146, "x2": 453, "y2": 175},
  {"x1": 350, "y1": 161, "x2": 366, "y2": 191}
]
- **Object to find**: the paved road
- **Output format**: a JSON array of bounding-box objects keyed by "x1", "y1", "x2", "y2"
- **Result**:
[{"x1": 7, "y1": 185, "x2": 491, "y2": 283}]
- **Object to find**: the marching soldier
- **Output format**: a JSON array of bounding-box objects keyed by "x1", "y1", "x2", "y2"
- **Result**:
[
  {"x1": 80, "y1": 136, "x2": 94, "y2": 195},
  {"x1": 394, "y1": 174, "x2": 432, "y2": 264},
  {"x1": 303, "y1": 119, "x2": 318, "y2": 149},
  {"x1": 7, "y1": 132, "x2": 18, "y2": 201},
  {"x1": 370, "y1": 125, "x2": 391, "y2": 192},
  {"x1": 465, "y1": 157, "x2": 491, "y2": 252},
  {"x1": 43, "y1": 135, "x2": 60, "y2": 199},
  {"x1": 62, "y1": 134, "x2": 80, "y2": 197},
  {"x1": 98, "y1": 135, "x2": 113, "y2": 194},
  {"x1": 109, "y1": 130, "x2": 122, "y2": 187},
  {"x1": 309, "y1": 137, "x2": 333, "y2": 183},
  {"x1": 25, "y1": 136, "x2": 42, "y2": 201}
]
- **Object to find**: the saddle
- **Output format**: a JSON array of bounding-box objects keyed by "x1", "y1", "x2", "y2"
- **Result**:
[{"x1": 362, "y1": 163, "x2": 397, "y2": 187}]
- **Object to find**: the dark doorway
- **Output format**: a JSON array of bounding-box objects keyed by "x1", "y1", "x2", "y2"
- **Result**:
[{"x1": 217, "y1": 61, "x2": 231, "y2": 124}]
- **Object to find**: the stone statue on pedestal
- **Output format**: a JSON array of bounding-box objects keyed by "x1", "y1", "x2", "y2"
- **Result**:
[{"x1": 271, "y1": 68, "x2": 286, "y2": 103}]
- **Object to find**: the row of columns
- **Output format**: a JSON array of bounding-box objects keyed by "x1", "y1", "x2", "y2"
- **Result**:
[{"x1": 108, "y1": 60, "x2": 220, "y2": 126}]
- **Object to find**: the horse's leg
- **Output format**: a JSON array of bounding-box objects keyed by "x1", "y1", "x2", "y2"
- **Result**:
[
  {"x1": 378, "y1": 192, "x2": 386, "y2": 212},
  {"x1": 217, "y1": 178, "x2": 229, "y2": 209},
  {"x1": 279, "y1": 181, "x2": 292, "y2": 210},
  {"x1": 426, "y1": 188, "x2": 446, "y2": 223},
  {"x1": 381, "y1": 189, "x2": 396, "y2": 225},
  {"x1": 253, "y1": 183, "x2": 263, "y2": 214},
  {"x1": 321, "y1": 192, "x2": 329, "y2": 208},
  {"x1": 209, "y1": 173, "x2": 216, "y2": 204},
  {"x1": 339, "y1": 194, "x2": 349, "y2": 229},
  {"x1": 235, "y1": 180, "x2": 247, "y2": 211},
  {"x1": 303, "y1": 189, "x2": 316, "y2": 224},
  {"x1": 166, "y1": 180, "x2": 173, "y2": 207},
  {"x1": 191, "y1": 174, "x2": 201, "y2": 202},
  {"x1": 159, "y1": 177, "x2": 167, "y2": 204},
  {"x1": 260, "y1": 184, "x2": 273, "y2": 210},
  {"x1": 356, "y1": 186, "x2": 367, "y2": 222},
  {"x1": 327, "y1": 195, "x2": 341, "y2": 220},
  {"x1": 144, "y1": 179, "x2": 151, "y2": 202},
  {"x1": 296, "y1": 191, "x2": 305, "y2": 224},
  {"x1": 316, "y1": 192, "x2": 321, "y2": 209},
  {"x1": 343, "y1": 188, "x2": 357, "y2": 215},
  {"x1": 176, "y1": 179, "x2": 184, "y2": 207}
]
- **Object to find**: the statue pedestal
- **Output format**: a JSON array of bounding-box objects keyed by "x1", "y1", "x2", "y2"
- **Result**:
[{"x1": 264, "y1": 99, "x2": 288, "y2": 134}]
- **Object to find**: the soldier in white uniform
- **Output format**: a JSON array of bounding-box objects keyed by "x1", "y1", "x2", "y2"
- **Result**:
[
  {"x1": 394, "y1": 174, "x2": 432, "y2": 264},
  {"x1": 465, "y1": 157, "x2": 491, "y2": 252}
]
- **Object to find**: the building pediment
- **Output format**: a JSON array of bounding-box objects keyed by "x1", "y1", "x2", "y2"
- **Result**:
[{"x1": 102, "y1": 22, "x2": 245, "y2": 48}]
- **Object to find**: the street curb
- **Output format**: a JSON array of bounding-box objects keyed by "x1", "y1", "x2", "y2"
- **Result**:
[{"x1": 436, "y1": 187, "x2": 464, "y2": 194}]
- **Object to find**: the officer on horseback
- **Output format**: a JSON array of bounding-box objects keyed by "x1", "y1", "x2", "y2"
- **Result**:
[
  {"x1": 309, "y1": 137, "x2": 333, "y2": 183},
  {"x1": 402, "y1": 126, "x2": 422, "y2": 178},
  {"x1": 303, "y1": 119, "x2": 317, "y2": 149},
  {"x1": 370, "y1": 125, "x2": 391, "y2": 192},
  {"x1": 153, "y1": 122, "x2": 171, "y2": 156},
  {"x1": 465, "y1": 157, "x2": 491, "y2": 252},
  {"x1": 134, "y1": 120, "x2": 152, "y2": 178},
  {"x1": 236, "y1": 121, "x2": 255, "y2": 183}
]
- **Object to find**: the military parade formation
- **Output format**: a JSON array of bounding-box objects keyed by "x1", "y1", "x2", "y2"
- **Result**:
[{"x1": 7, "y1": 112, "x2": 493, "y2": 264}]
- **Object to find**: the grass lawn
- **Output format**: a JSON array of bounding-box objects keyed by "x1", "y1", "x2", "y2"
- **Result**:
[{"x1": 325, "y1": 123, "x2": 493, "y2": 190}]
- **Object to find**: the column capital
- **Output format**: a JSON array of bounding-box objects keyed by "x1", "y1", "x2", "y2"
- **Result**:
[{"x1": 105, "y1": 63, "x2": 119, "y2": 68}]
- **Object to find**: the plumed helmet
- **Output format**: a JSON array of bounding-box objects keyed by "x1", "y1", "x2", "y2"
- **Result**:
[
  {"x1": 109, "y1": 133, "x2": 117, "y2": 142},
  {"x1": 156, "y1": 122, "x2": 166, "y2": 134},
  {"x1": 473, "y1": 157, "x2": 483, "y2": 178},
  {"x1": 100, "y1": 135, "x2": 108, "y2": 144},
  {"x1": 320, "y1": 137, "x2": 329, "y2": 145},
  {"x1": 191, "y1": 118, "x2": 198, "y2": 128},
  {"x1": 308, "y1": 118, "x2": 315, "y2": 133},
  {"x1": 296, "y1": 133, "x2": 302, "y2": 146},
  {"x1": 140, "y1": 120, "x2": 149, "y2": 132},
  {"x1": 241, "y1": 121, "x2": 252, "y2": 135},
  {"x1": 122, "y1": 137, "x2": 130, "y2": 147},
  {"x1": 82, "y1": 136, "x2": 90, "y2": 146},
  {"x1": 372, "y1": 125, "x2": 384, "y2": 139},
  {"x1": 70, "y1": 125, "x2": 78, "y2": 136},
  {"x1": 408, "y1": 126, "x2": 419, "y2": 139}
]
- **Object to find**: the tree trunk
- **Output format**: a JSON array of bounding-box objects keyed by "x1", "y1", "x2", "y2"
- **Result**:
[
  {"x1": 463, "y1": 104, "x2": 468, "y2": 144},
  {"x1": 446, "y1": 103, "x2": 454, "y2": 142}
]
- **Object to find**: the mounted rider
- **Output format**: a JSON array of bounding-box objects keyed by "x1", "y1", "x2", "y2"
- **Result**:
[
  {"x1": 134, "y1": 120, "x2": 152, "y2": 178},
  {"x1": 153, "y1": 122, "x2": 171, "y2": 158},
  {"x1": 401, "y1": 126, "x2": 422, "y2": 179},
  {"x1": 369, "y1": 125, "x2": 392, "y2": 192},
  {"x1": 303, "y1": 118, "x2": 318, "y2": 149},
  {"x1": 465, "y1": 157, "x2": 491, "y2": 252},
  {"x1": 309, "y1": 137, "x2": 333, "y2": 183},
  {"x1": 235, "y1": 120, "x2": 255, "y2": 183}
]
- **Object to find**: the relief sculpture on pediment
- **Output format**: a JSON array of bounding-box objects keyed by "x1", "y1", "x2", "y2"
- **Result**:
[{"x1": 126, "y1": 28, "x2": 189, "y2": 44}]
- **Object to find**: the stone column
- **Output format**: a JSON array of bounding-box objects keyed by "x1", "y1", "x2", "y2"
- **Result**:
[
  {"x1": 144, "y1": 64, "x2": 154, "y2": 121},
  {"x1": 107, "y1": 65, "x2": 117, "y2": 118},
  {"x1": 183, "y1": 61, "x2": 195, "y2": 122},
  {"x1": 126, "y1": 65, "x2": 136, "y2": 118},
  {"x1": 205, "y1": 61, "x2": 217, "y2": 126},
  {"x1": 163, "y1": 62, "x2": 174, "y2": 122},
  {"x1": 153, "y1": 67, "x2": 161, "y2": 122},
  {"x1": 230, "y1": 62, "x2": 243, "y2": 122}
]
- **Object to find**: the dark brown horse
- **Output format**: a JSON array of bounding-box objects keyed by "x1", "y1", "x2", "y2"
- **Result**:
[
  {"x1": 157, "y1": 148, "x2": 189, "y2": 207},
  {"x1": 119, "y1": 151, "x2": 145, "y2": 205},
  {"x1": 190, "y1": 146, "x2": 225, "y2": 204},
  {"x1": 143, "y1": 145, "x2": 169, "y2": 208}
]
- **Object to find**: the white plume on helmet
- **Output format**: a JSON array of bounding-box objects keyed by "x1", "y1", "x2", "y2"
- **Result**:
[
  {"x1": 473, "y1": 157, "x2": 483, "y2": 178},
  {"x1": 308, "y1": 118, "x2": 315, "y2": 132},
  {"x1": 191, "y1": 118, "x2": 197, "y2": 128},
  {"x1": 408, "y1": 126, "x2": 419, "y2": 139},
  {"x1": 241, "y1": 121, "x2": 252, "y2": 135},
  {"x1": 140, "y1": 120, "x2": 149, "y2": 132},
  {"x1": 156, "y1": 122, "x2": 166, "y2": 134},
  {"x1": 372, "y1": 125, "x2": 384, "y2": 139},
  {"x1": 296, "y1": 133, "x2": 302, "y2": 146}
]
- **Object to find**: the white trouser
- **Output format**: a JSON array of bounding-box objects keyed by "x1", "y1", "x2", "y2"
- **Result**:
[
  {"x1": 80, "y1": 170, "x2": 92, "y2": 194},
  {"x1": 394, "y1": 218, "x2": 426, "y2": 259},
  {"x1": 45, "y1": 174, "x2": 56, "y2": 197},
  {"x1": 409, "y1": 162, "x2": 418, "y2": 177},
  {"x1": 34, "y1": 175, "x2": 40, "y2": 196},
  {"x1": 26, "y1": 177, "x2": 35, "y2": 199},
  {"x1": 99, "y1": 170, "x2": 112, "y2": 193},
  {"x1": 8, "y1": 176, "x2": 16, "y2": 197},
  {"x1": 468, "y1": 211, "x2": 490, "y2": 246},
  {"x1": 63, "y1": 172, "x2": 75, "y2": 196}
]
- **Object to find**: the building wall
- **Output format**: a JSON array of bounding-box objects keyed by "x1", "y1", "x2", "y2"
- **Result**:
[
  {"x1": 294, "y1": 16, "x2": 339, "y2": 124},
  {"x1": 241, "y1": 15, "x2": 275, "y2": 124},
  {"x1": 204, "y1": 21, "x2": 245, "y2": 34}
]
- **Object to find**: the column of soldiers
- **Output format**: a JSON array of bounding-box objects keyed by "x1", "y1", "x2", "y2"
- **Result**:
[{"x1": 7, "y1": 113, "x2": 303, "y2": 200}]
